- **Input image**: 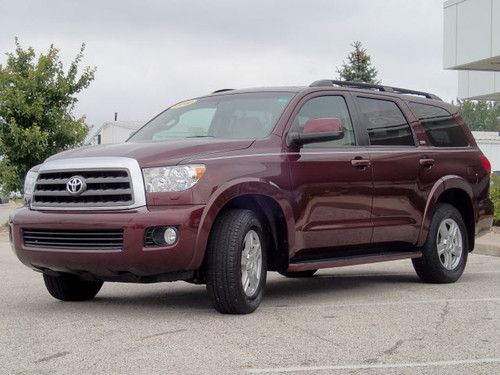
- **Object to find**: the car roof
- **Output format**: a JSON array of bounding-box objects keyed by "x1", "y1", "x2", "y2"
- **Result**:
[{"x1": 207, "y1": 85, "x2": 452, "y2": 111}]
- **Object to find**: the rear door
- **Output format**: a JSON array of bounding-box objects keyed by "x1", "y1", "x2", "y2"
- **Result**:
[
  {"x1": 286, "y1": 92, "x2": 373, "y2": 259},
  {"x1": 354, "y1": 95, "x2": 423, "y2": 247}
]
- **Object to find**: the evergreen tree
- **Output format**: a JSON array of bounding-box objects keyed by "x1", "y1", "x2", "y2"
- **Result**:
[{"x1": 337, "y1": 41, "x2": 379, "y2": 84}]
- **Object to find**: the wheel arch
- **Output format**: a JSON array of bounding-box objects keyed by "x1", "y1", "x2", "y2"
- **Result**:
[
  {"x1": 188, "y1": 179, "x2": 295, "y2": 271},
  {"x1": 418, "y1": 176, "x2": 475, "y2": 251}
]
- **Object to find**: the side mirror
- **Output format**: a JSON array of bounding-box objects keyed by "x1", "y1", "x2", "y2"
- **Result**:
[{"x1": 287, "y1": 118, "x2": 345, "y2": 147}]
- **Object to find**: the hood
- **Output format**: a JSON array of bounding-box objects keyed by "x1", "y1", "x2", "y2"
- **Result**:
[{"x1": 46, "y1": 138, "x2": 253, "y2": 167}]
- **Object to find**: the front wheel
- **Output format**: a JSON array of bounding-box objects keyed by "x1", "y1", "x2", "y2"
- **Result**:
[
  {"x1": 206, "y1": 209, "x2": 267, "y2": 314},
  {"x1": 43, "y1": 273, "x2": 103, "y2": 301},
  {"x1": 412, "y1": 203, "x2": 468, "y2": 283}
]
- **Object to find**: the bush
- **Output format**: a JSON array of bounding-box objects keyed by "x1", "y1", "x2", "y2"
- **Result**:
[{"x1": 491, "y1": 184, "x2": 500, "y2": 226}]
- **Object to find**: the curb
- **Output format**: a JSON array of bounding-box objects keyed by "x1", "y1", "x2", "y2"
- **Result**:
[{"x1": 474, "y1": 231, "x2": 500, "y2": 257}]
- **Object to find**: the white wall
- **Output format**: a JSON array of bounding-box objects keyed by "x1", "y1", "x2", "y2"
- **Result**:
[
  {"x1": 477, "y1": 141, "x2": 500, "y2": 172},
  {"x1": 98, "y1": 121, "x2": 143, "y2": 144},
  {"x1": 458, "y1": 71, "x2": 500, "y2": 100},
  {"x1": 444, "y1": 0, "x2": 500, "y2": 70}
]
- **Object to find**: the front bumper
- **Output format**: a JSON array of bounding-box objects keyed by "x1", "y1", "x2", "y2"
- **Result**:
[{"x1": 10, "y1": 205, "x2": 205, "y2": 280}]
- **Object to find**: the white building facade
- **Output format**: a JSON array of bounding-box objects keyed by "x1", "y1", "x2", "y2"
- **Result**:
[
  {"x1": 444, "y1": 0, "x2": 500, "y2": 100},
  {"x1": 444, "y1": 0, "x2": 500, "y2": 172}
]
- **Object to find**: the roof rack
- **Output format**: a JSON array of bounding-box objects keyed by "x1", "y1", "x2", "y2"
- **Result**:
[
  {"x1": 212, "y1": 88, "x2": 235, "y2": 94},
  {"x1": 309, "y1": 79, "x2": 441, "y2": 101}
]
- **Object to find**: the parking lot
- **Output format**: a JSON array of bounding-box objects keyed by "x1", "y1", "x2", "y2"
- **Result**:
[{"x1": 1, "y1": 231, "x2": 499, "y2": 374}]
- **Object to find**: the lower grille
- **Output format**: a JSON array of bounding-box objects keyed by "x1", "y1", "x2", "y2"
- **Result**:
[{"x1": 23, "y1": 229, "x2": 124, "y2": 250}]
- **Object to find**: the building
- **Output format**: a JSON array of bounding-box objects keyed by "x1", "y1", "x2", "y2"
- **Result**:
[
  {"x1": 444, "y1": 0, "x2": 500, "y2": 171},
  {"x1": 443, "y1": 0, "x2": 500, "y2": 100},
  {"x1": 91, "y1": 121, "x2": 144, "y2": 144}
]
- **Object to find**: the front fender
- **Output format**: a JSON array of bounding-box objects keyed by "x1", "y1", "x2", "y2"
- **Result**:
[
  {"x1": 417, "y1": 175, "x2": 474, "y2": 247},
  {"x1": 187, "y1": 178, "x2": 295, "y2": 270}
]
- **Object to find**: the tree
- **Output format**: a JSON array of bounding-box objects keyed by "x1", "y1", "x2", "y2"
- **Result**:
[
  {"x1": 0, "y1": 39, "x2": 96, "y2": 193},
  {"x1": 455, "y1": 99, "x2": 500, "y2": 132},
  {"x1": 336, "y1": 41, "x2": 380, "y2": 84}
]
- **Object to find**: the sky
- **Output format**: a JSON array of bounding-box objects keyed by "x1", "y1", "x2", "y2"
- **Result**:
[{"x1": 0, "y1": 0, "x2": 457, "y2": 131}]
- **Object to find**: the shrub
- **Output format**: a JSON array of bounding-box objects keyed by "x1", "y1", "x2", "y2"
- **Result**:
[{"x1": 491, "y1": 184, "x2": 500, "y2": 226}]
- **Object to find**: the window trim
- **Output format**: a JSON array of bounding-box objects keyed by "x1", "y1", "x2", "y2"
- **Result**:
[{"x1": 353, "y1": 94, "x2": 418, "y2": 148}]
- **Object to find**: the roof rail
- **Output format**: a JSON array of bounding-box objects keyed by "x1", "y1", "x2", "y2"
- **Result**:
[
  {"x1": 212, "y1": 88, "x2": 235, "y2": 94},
  {"x1": 309, "y1": 79, "x2": 441, "y2": 101}
]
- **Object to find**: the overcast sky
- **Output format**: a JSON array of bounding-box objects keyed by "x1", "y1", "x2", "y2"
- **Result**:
[{"x1": 0, "y1": 0, "x2": 456, "y2": 129}]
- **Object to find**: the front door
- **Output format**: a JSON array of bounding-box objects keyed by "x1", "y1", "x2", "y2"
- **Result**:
[{"x1": 287, "y1": 93, "x2": 373, "y2": 259}]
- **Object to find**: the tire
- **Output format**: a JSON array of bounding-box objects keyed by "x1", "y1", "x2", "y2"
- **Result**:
[
  {"x1": 279, "y1": 270, "x2": 317, "y2": 278},
  {"x1": 43, "y1": 273, "x2": 103, "y2": 301},
  {"x1": 412, "y1": 203, "x2": 468, "y2": 283},
  {"x1": 206, "y1": 209, "x2": 267, "y2": 314}
]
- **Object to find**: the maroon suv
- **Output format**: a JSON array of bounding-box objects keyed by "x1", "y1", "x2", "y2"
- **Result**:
[{"x1": 10, "y1": 80, "x2": 494, "y2": 314}]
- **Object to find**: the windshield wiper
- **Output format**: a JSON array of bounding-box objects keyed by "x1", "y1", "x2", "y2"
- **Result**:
[{"x1": 185, "y1": 135, "x2": 215, "y2": 138}]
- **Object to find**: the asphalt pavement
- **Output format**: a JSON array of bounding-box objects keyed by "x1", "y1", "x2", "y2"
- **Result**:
[{"x1": 1, "y1": 231, "x2": 499, "y2": 374}]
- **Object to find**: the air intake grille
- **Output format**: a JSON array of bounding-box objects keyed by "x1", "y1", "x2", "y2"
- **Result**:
[
  {"x1": 32, "y1": 169, "x2": 134, "y2": 209},
  {"x1": 23, "y1": 229, "x2": 124, "y2": 250}
]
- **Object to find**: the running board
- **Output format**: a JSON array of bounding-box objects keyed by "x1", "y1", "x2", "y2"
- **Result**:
[{"x1": 287, "y1": 251, "x2": 422, "y2": 272}]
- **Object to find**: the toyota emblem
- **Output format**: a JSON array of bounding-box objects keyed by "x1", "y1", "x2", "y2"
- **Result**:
[{"x1": 66, "y1": 176, "x2": 87, "y2": 196}]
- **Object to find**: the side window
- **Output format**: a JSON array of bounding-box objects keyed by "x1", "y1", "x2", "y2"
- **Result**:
[
  {"x1": 357, "y1": 97, "x2": 414, "y2": 146},
  {"x1": 409, "y1": 102, "x2": 468, "y2": 147},
  {"x1": 292, "y1": 96, "x2": 356, "y2": 147}
]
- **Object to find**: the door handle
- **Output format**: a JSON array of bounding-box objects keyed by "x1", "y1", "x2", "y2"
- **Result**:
[
  {"x1": 419, "y1": 158, "x2": 435, "y2": 167},
  {"x1": 351, "y1": 159, "x2": 371, "y2": 168}
]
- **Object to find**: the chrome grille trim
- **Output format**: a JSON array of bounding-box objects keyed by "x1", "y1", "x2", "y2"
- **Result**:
[{"x1": 30, "y1": 157, "x2": 146, "y2": 211}]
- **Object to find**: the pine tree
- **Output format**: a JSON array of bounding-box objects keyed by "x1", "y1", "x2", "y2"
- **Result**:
[{"x1": 336, "y1": 41, "x2": 380, "y2": 84}]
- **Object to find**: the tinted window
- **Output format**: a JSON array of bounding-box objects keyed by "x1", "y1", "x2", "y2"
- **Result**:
[
  {"x1": 357, "y1": 97, "x2": 414, "y2": 146},
  {"x1": 292, "y1": 96, "x2": 356, "y2": 147},
  {"x1": 129, "y1": 93, "x2": 293, "y2": 141},
  {"x1": 409, "y1": 102, "x2": 468, "y2": 147}
]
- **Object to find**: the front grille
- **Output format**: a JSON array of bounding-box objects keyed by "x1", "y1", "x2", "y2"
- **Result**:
[
  {"x1": 32, "y1": 169, "x2": 134, "y2": 209},
  {"x1": 23, "y1": 229, "x2": 124, "y2": 250}
]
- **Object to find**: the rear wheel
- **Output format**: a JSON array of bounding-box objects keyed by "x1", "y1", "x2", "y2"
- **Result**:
[
  {"x1": 412, "y1": 203, "x2": 468, "y2": 283},
  {"x1": 279, "y1": 270, "x2": 317, "y2": 278},
  {"x1": 43, "y1": 273, "x2": 103, "y2": 301},
  {"x1": 206, "y1": 209, "x2": 267, "y2": 314}
]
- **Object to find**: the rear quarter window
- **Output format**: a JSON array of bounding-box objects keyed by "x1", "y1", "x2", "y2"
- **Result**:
[{"x1": 409, "y1": 102, "x2": 468, "y2": 147}]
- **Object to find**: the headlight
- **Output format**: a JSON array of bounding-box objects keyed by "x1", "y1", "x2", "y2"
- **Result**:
[
  {"x1": 24, "y1": 168, "x2": 39, "y2": 196},
  {"x1": 142, "y1": 164, "x2": 206, "y2": 193}
]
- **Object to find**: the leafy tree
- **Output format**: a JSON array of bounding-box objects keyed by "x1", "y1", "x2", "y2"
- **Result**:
[
  {"x1": 455, "y1": 99, "x2": 500, "y2": 132},
  {"x1": 336, "y1": 41, "x2": 380, "y2": 84},
  {"x1": 0, "y1": 39, "x2": 95, "y2": 193}
]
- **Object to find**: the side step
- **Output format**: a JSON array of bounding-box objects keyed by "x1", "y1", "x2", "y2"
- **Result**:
[{"x1": 287, "y1": 251, "x2": 422, "y2": 272}]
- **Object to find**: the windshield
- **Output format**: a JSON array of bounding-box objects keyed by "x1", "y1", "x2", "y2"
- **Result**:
[{"x1": 129, "y1": 92, "x2": 294, "y2": 141}]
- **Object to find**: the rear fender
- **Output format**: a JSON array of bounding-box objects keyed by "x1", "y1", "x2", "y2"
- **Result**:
[{"x1": 417, "y1": 175, "x2": 473, "y2": 247}]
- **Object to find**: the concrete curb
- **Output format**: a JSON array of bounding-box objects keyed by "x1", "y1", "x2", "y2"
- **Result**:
[{"x1": 474, "y1": 231, "x2": 500, "y2": 257}]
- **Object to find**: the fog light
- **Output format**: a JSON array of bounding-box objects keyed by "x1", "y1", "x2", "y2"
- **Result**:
[
  {"x1": 148, "y1": 226, "x2": 178, "y2": 247},
  {"x1": 163, "y1": 227, "x2": 178, "y2": 245}
]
